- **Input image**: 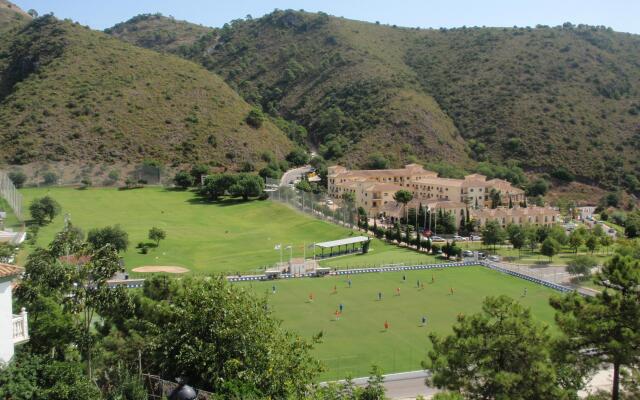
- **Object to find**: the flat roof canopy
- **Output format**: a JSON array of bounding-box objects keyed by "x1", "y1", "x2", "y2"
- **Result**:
[{"x1": 315, "y1": 236, "x2": 370, "y2": 249}]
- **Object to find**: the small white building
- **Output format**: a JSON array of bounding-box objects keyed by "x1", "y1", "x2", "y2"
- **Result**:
[
  {"x1": 0, "y1": 264, "x2": 28, "y2": 365},
  {"x1": 576, "y1": 206, "x2": 597, "y2": 221}
]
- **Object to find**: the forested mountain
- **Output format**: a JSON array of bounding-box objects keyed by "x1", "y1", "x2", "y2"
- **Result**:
[
  {"x1": 0, "y1": 11, "x2": 292, "y2": 168},
  {"x1": 109, "y1": 11, "x2": 640, "y2": 193}
]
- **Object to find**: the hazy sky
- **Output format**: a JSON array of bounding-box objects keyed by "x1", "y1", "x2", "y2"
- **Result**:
[{"x1": 13, "y1": 0, "x2": 640, "y2": 34}]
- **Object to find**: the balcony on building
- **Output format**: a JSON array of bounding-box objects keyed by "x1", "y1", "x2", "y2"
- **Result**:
[{"x1": 12, "y1": 308, "x2": 28, "y2": 344}]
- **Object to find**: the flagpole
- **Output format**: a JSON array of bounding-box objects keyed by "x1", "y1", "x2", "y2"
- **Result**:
[{"x1": 303, "y1": 241, "x2": 306, "y2": 261}]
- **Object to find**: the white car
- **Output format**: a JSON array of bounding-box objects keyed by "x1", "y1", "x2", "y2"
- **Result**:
[
  {"x1": 325, "y1": 199, "x2": 334, "y2": 205},
  {"x1": 431, "y1": 236, "x2": 445, "y2": 242},
  {"x1": 453, "y1": 235, "x2": 468, "y2": 241},
  {"x1": 488, "y1": 255, "x2": 500, "y2": 262},
  {"x1": 470, "y1": 235, "x2": 482, "y2": 241}
]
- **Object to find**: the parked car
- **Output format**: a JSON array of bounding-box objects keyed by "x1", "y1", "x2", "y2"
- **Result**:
[
  {"x1": 431, "y1": 236, "x2": 445, "y2": 242},
  {"x1": 453, "y1": 235, "x2": 468, "y2": 241},
  {"x1": 477, "y1": 251, "x2": 487, "y2": 259},
  {"x1": 462, "y1": 250, "x2": 474, "y2": 257},
  {"x1": 488, "y1": 255, "x2": 500, "y2": 262},
  {"x1": 325, "y1": 199, "x2": 334, "y2": 205},
  {"x1": 470, "y1": 235, "x2": 482, "y2": 241}
]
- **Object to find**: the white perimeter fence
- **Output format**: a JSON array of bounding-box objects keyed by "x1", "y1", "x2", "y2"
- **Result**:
[{"x1": 0, "y1": 171, "x2": 23, "y2": 221}]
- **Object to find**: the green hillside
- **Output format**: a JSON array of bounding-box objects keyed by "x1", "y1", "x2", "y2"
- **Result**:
[
  {"x1": 0, "y1": 15, "x2": 293, "y2": 168},
  {"x1": 0, "y1": 0, "x2": 30, "y2": 34},
  {"x1": 405, "y1": 25, "x2": 640, "y2": 189},
  {"x1": 109, "y1": 12, "x2": 470, "y2": 169},
  {"x1": 109, "y1": 11, "x2": 640, "y2": 193},
  {"x1": 105, "y1": 13, "x2": 213, "y2": 54}
]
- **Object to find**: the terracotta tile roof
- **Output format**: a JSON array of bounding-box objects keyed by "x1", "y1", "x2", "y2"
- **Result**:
[
  {"x1": 470, "y1": 206, "x2": 560, "y2": 218},
  {"x1": 329, "y1": 164, "x2": 437, "y2": 179},
  {"x1": 364, "y1": 183, "x2": 404, "y2": 191},
  {"x1": 417, "y1": 177, "x2": 464, "y2": 187},
  {"x1": 0, "y1": 263, "x2": 23, "y2": 278},
  {"x1": 487, "y1": 179, "x2": 525, "y2": 194},
  {"x1": 462, "y1": 174, "x2": 488, "y2": 185}
]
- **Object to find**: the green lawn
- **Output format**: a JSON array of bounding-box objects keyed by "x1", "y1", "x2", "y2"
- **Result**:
[
  {"x1": 0, "y1": 197, "x2": 22, "y2": 230},
  {"x1": 239, "y1": 266, "x2": 559, "y2": 380},
  {"x1": 18, "y1": 187, "x2": 424, "y2": 274}
]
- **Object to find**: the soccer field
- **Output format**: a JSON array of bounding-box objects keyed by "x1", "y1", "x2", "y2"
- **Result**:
[
  {"x1": 18, "y1": 187, "x2": 429, "y2": 273},
  {"x1": 239, "y1": 266, "x2": 559, "y2": 380}
]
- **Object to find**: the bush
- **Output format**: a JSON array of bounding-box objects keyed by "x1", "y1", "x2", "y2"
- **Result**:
[
  {"x1": 190, "y1": 164, "x2": 209, "y2": 184},
  {"x1": 600, "y1": 192, "x2": 621, "y2": 208},
  {"x1": 366, "y1": 153, "x2": 389, "y2": 169},
  {"x1": 87, "y1": 225, "x2": 129, "y2": 252},
  {"x1": 610, "y1": 211, "x2": 627, "y2": 227},
  {"x1": 246, "y1": 108, "x2": 265, "y2": 128},
  {"x1": 229, "y1": 174, "x2": 265, "y2": 200},
  {"x1": 173, "y1": 171, "x2": 194, "y2": 189},
  {"x1": 551, "y1": 167, "x2": 575, "y2": 182},
  {"x1": 42, "y1": 171, "x2": 58, "y2": 186},
  {"x1": 8, "y1": 171, "x2": 27, "y2": 188},
  {"x1": 567, "y1": 255, "x2": 597, "y2": 280},
  {"x1": 286, "y1": 148, "x2": 309, "y2": 166},
  {"x1": 239, "y1": 161, "x2": 255, "y2": 172},
  {"x1": 29, "y1": 196, "x2": 61, "y2": 225},
  {"x1": 526, "y1": 178, "x2": 549, "y2": 196},
  {"x1": 259, "y1": 167, "x2": 281, "y2": 179}
]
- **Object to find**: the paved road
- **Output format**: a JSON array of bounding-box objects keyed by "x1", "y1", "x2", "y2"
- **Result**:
[
  {"x1": 327, "y1": 370, "x2": 438, "y2": 399},
  {"x1": 280, "y1": 165, "x2": 312, "y2": 186}
]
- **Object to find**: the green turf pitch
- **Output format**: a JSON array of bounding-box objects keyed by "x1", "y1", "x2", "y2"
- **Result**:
[
  {"x1": 239, "y1": 266, "x2": 558, "y2": 380},
  {"x1": 18, "y1": 187, "x2": 427, "y2": 273}
]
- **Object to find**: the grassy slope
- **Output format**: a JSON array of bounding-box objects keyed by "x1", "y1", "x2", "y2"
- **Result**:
[
  {"x1": 105, "y1": 14, "x2": 212, "y2": 53},
  {"x1": 109, "y1": 11, "x2": 640, "y2": 188},
  {"x1": 0, "y1": 0, "x2": 30, "y2": 35},
  {"x1": 240, "y1": 266, "x2": 558, "y2": 379},
  {"x1": 0, "y1": 16, "x2": 293, "y2": 167},
  {"x1": 18, "y1": 187, "x2": 421, "y2": 274}
]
